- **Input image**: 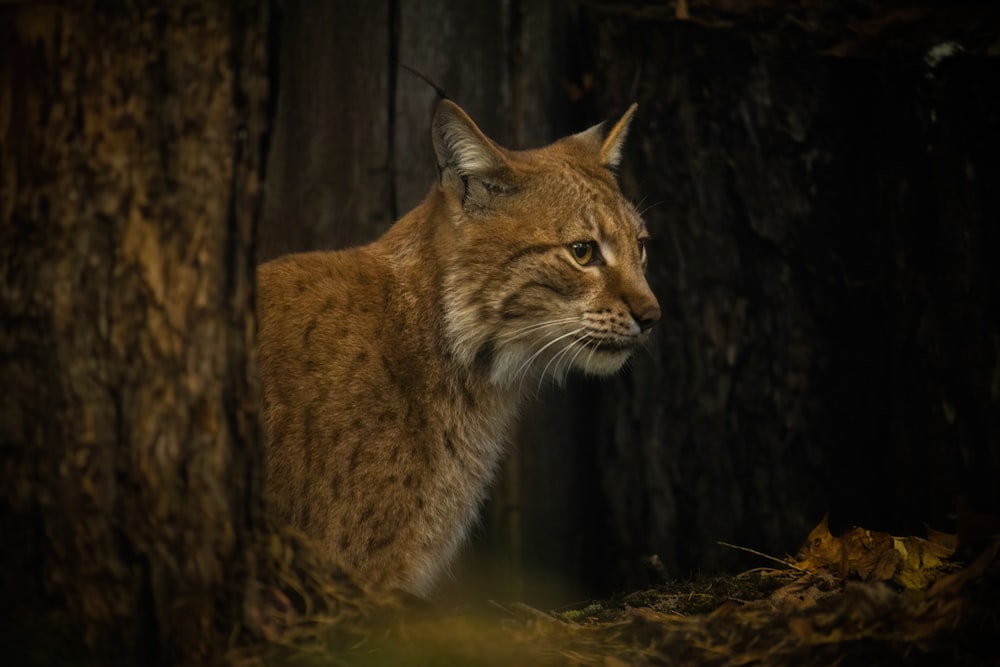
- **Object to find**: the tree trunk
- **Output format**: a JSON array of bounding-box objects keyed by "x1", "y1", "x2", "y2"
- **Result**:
[
  {"x1": 0, "y1": 1, "x2": 267, "y2": 663},
  {"x1": 259, "y1": 1, "x2": 392, "y2": 260},
  {"x1": 585, "y1": 3, "x2": 1000, "y2": 591}
]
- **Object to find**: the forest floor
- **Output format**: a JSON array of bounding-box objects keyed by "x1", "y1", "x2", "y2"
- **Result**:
[{"x1": 233, "y1": 520, "x2": 1000, "y2": 666}]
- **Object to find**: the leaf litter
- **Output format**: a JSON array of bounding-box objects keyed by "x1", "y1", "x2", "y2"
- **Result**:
[{"x1": 229, "y1": 518, "x2": 1000, "y2": 666}]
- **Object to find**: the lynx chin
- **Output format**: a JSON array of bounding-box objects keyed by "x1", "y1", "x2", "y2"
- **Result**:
[{"x1": 257, "y1": 99, "x2": 660, "y2": 596}]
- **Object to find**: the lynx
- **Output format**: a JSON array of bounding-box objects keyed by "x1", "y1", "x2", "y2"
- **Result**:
[{"x1": 257, "y1": 99, "x2": 660, "y2": 596}]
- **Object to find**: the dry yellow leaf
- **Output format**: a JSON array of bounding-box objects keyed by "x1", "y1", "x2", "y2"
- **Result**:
[
  {"x1": 793, "y1": 517, "x2": 957, "y2": 591},
  {"x1": 892, "y1": 535, "x2": 956, "y2": 590}
]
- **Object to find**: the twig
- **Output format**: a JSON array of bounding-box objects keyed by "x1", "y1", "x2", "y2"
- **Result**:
[{"x1": 717, "y1": 541, "x2": 810, "y2": 573}]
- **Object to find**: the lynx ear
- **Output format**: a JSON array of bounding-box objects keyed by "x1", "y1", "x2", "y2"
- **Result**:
[
  {"x1": 432, "y1": 100, "x2": 510, "y2": 211},
  {"x1": 575, "y1": 103, "x2": 638, "y2": 170}
]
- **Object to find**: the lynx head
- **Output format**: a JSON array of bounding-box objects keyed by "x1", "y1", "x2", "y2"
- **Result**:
[{"x1": 431, "y1": 99, "x2": 660, "y2": 387}]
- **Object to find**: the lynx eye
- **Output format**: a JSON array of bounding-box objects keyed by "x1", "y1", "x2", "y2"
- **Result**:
[
  {"x1": 638, "y1": 237, "x2": 649, "y2": 259},
  {"x1": 569, "y1": 241, "x2": 599, "y2": 266}
]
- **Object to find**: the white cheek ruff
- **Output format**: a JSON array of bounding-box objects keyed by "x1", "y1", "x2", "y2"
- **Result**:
[
  {"x1": 489, "y1": 345, "x2": 531, "y2": 386},
  {"x1": 575, "y1": 346, "x2": 632, "y2": 377},
  {"x1": 491, "y1": 329, "x2": 637, "y2": 385},
  {"x1": 441, "y1": 277, "x2": 489, "y2": 368},
  {"x1": 441, "y1": 261, "x2": 643, "y2": 387}
]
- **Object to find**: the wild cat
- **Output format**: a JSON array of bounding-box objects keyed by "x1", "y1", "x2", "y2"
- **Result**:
[{"x1": 257, "y1": 99, "x2": 659, "y2": 595}]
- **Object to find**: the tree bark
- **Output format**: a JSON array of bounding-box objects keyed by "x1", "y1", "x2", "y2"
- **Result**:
[
  {"x1": 585, "y1": 3, "x2": 1000, "y2": 591},
  {"x1": 0, "y1": 1, "x2": 267, "y2": 662},
  {"x1": 259, "y1": 1, "x2": 392, "y2": 260}
]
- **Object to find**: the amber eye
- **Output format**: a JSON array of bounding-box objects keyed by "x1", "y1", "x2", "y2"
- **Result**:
[{"x1": 570, "y1": 241, "x2": 596, "y2": 265}]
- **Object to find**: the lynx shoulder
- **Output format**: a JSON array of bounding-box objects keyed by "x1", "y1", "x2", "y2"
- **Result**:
[{"x1": 257, "y1": 99, "x2": 659, "y2": 596}]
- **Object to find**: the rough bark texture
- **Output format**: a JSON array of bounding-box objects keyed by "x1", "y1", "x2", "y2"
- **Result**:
[
  {"x1": 586, "y1": 3, "x2": 1000, "y2": 591},
  {"x1": 0, "y1": 1, "x2": 267, "y2": 662},
  {"x1": 259, "y1": 2, "x2": 392, "y2": 259}
]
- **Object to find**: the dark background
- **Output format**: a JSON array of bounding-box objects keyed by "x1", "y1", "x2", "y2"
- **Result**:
[
  {"x1": 258, "y1": 0, "x2": 1000, "y2": 606},
  {"x1": 2, "y1": 1, "x2": 998, "y2": 662}
]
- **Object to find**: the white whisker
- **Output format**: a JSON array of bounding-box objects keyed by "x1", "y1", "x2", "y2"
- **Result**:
[
  {"x1": 514, "y1": 327, "x2": 585, "y2": 394},
  {"x1": 584, "y1": 336, "x2": 600, "y2": 372},
  {"x1": 537, "y1": 335, "x2": 581, "y2": 394},
  {"x1": 564, "y1": 332, "x2": 595, "y2": 377},
  {"x1": 636, "y1": 198, "x2": 667, "y2": 218},
  {"x1": 496, "y1": 317, "x2": 578, "y2": 342}
]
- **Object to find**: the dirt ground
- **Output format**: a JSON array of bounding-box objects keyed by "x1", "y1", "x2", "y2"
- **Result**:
[{"x1": 232, "y1": 521, "x2": 1000, "y2": 666}]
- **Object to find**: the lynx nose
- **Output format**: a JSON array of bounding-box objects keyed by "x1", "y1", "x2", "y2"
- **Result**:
[{"x1": 632, "y1": 297, "x2": 661, "y2": 333}]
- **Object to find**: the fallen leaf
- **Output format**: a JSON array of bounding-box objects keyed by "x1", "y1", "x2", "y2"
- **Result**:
[{"x1": 793, "y1": 517, "x2": 958, "y2": 591}]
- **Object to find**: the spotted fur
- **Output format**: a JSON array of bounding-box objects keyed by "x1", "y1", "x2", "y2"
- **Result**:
[{"x1": 257, "y1": 99, "x2": 659, "y2": 596}]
